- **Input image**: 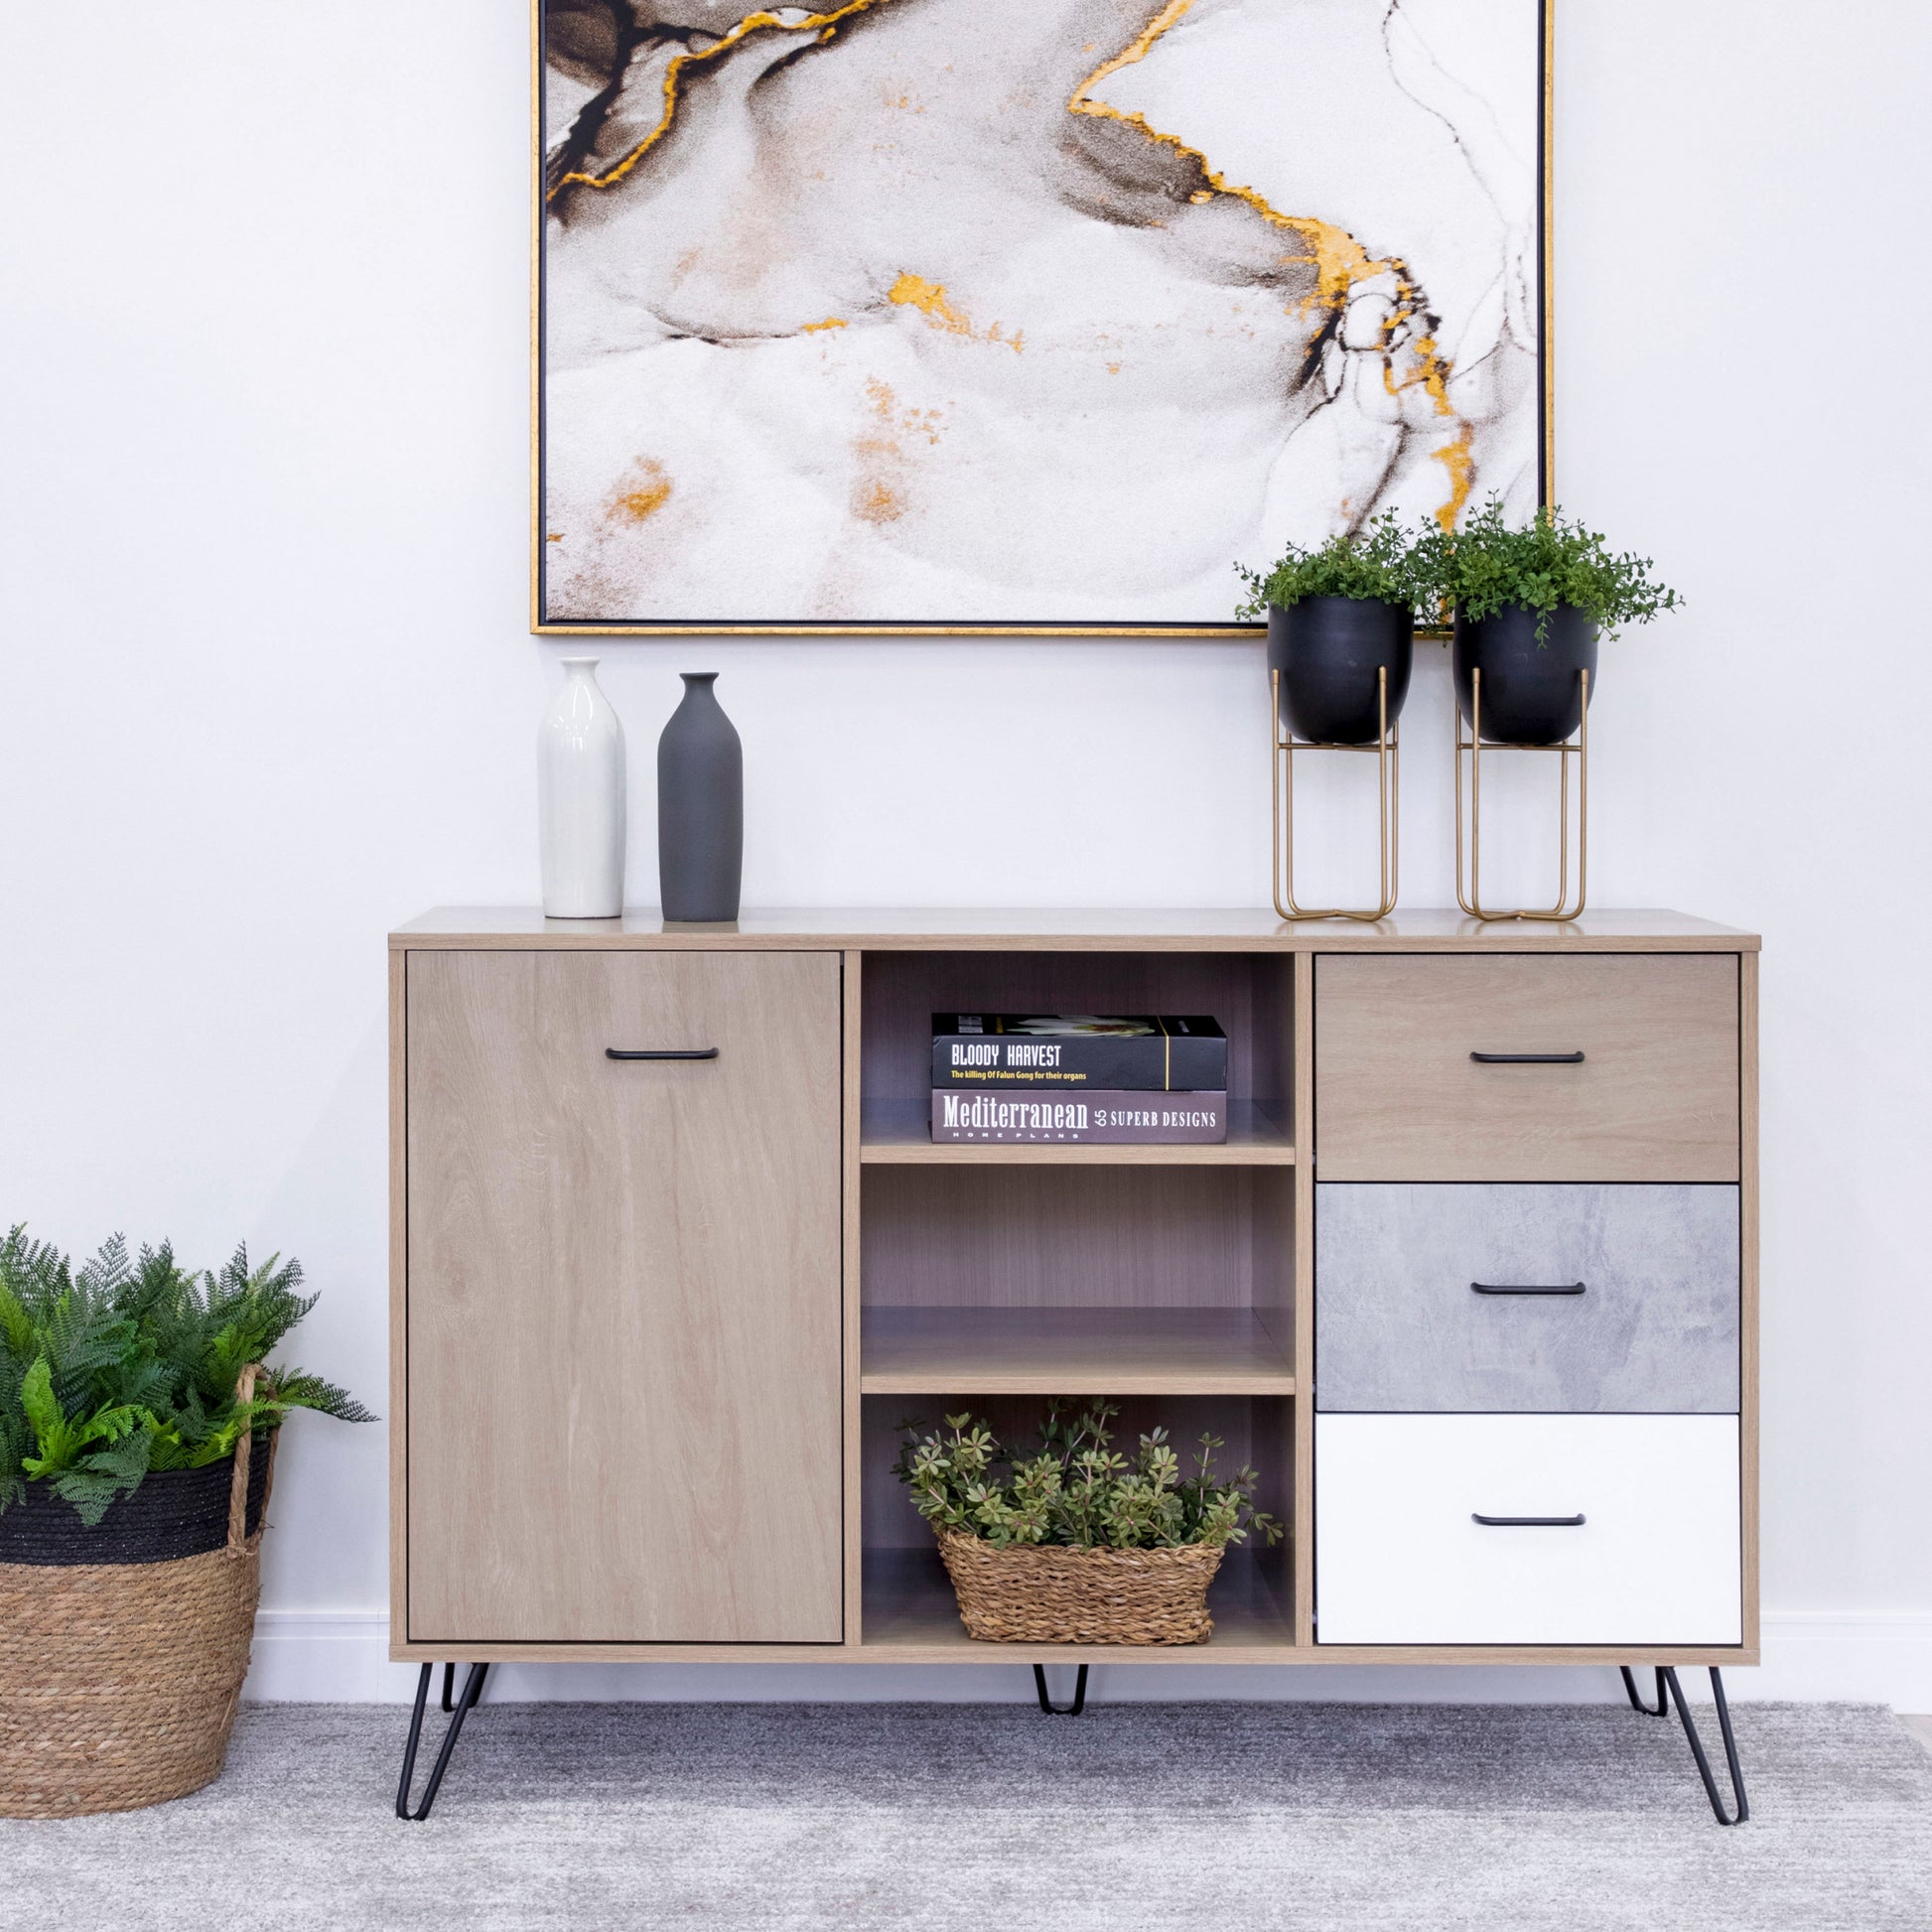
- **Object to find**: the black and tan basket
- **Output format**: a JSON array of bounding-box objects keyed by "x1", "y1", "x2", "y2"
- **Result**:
[
  {"x1": 935, "y1": 1528, "x2": 1224, "y2": 1645},
  {"x1": 0, "y1": 1368, "x2": 276, "y2": 1818}
]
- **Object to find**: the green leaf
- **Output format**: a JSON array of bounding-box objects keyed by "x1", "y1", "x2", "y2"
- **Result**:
[{"x1": 18, "y1": 1355, "x2": 64, "y2": 1450}]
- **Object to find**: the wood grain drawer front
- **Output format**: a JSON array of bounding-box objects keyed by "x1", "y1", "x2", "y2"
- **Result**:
[
  {"x1": 1315, "y1": 1183, "x2": 1739, "y2": 1414},
  {"x1": 406, "y1": 949, "x2": 844, "y2": 1645},
  {"x1": 1314, "y1": 954, "x2": 1739, "y2": 1181},
  {"x1": 1314, "y1": 1415, "x2": 1741, "y2": 1645}
]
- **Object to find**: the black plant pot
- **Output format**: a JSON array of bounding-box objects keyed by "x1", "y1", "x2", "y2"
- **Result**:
[
  {"x1": 1452, "y1": 604, "x2": 1600, "y2": 746},
  {"x1": 1266, "y1": 597, "x2": 1413, "y2": 745},
  {"x1": 657, "y1": 672, "x2": 744, "y2": 922}
]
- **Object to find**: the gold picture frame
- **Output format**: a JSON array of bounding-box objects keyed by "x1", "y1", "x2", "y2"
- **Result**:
[{"x1": 530, "y1": 0, "x2": 1556, "y2": 637}]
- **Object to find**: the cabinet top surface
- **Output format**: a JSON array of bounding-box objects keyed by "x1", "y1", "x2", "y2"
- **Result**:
[{"x1": 391, "y1": 907, "x2": 1758, "y2": 951}]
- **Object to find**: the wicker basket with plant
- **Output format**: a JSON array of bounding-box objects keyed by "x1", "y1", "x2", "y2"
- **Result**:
[
  {"x1": 895, "y1": 1401, "x2": 1283, "y2": 1646},
  {"x1": 0, "y1": 1226, "x2": 369, "y2": 1818}
]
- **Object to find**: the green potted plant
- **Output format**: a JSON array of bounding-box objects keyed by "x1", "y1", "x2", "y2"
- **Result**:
[
  {"x1": 1432, "y1": 497, "x2": 1682, "y2": 745},
  {"x1": 895, "y1": 1402, "x2": 1282, "y2": 1645},
  {"x1": 0, "y1": 1226, "x2": 370, "y2": 1818},
  {"x1": 1236, "y1": 511, "x2": 1434, "y2": 745}
]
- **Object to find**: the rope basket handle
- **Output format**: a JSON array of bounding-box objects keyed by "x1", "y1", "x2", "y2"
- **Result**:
[{"x1": 226, "y1": 1363, "x2": 279, "y2": 1557}]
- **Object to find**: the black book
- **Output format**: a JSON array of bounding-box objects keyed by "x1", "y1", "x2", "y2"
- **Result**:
[{"x1": 930, "y1": 1014, "x2": 1228, "y2": 1092}]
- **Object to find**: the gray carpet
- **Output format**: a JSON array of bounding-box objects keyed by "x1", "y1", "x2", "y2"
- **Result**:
[{"x1": 5, "y1": 1700, "x2": 1931, "y2": 1930}]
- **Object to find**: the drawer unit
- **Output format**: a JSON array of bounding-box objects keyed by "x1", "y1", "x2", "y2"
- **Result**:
[
  {"x1": 1314, "y1": 1414, "x2": 1741, "y2": 1645},
  {"x1": 1315, "y1": 1183, "x2": 1739, "y2": 1413},
  {"x1": 1314, "y1": 954, "x2": 1740, "y2": 1181}
]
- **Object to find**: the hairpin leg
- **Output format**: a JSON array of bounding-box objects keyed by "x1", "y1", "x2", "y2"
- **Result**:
[
  {"x1": 396, "y1": 1661, "x2": 488, "y2": 1820},
  {"x1": 1620, "y1": 1665, "x2": 1668, "y2": 1717},
  {"x1": 1033, "y1": 1664, "x2": 1088, "y2": 1716},
  {"x1": 1662, "y1": 1667, "x2": 1748, "y2": 1825}
]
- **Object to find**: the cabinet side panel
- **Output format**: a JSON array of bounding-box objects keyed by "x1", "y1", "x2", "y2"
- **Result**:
[
  {"x1": 407, "y1": 949, "x2": 844, "y2": 1644},
  {"x1": 1739, "y1": 950, "x2": 1759, "y2": 1647},
  {"x1": 389, "y1": 947, "x2": 409, "y2": 1654}
]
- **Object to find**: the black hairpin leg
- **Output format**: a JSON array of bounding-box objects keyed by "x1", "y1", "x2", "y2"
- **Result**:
[
  {"x1": 1621, "y1": 1665, "x2": 1668, "y2": 1717},
  {"x1": 1033, "y1": 1664, "x2": 1088, "y2": 1716},
  {"x1": 1661, "y1": 1667, "x2": 1748, "y2": 1825},
  {"x1": 396, "y1": 1661, "x2": 488, "y2": 1820}
]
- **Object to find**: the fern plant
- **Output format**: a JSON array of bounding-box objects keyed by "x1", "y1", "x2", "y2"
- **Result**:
[
  {"x1": 0, "y1": 1225, "x2": 371, "y2": 1525},
  {"x1": 894, "y1": 1401, "x2": 1284, "y2": 1552}
]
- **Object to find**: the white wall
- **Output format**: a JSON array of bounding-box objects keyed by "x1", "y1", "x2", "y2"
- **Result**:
[{"x1": 3, "y1": 2, "x2": 1928, "y2": 1707}]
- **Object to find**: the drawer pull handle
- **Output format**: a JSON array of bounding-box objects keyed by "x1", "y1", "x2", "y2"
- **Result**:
[
  {"x1": 1470, "y1": 1281, "x2": 1587, "y2": 1297},
  {"x1": 1469, "y1": 1050, "x2": 1586, "y2": 1064},
  {"x1": 1472, "y1": 1512, "x2": 1587, "y2": 1528},
  {"x1": 605, "y1": 1047, "x2": 720, "y2": 1061}
]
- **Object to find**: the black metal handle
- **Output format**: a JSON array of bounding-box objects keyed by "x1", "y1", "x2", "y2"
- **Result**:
[
  {"x1": 1471, "y1": 1513, "x2": 1587, "y2": 1527},
  {"x1": 1469, "y1": 1050, "x2": 1586, "y2": 1064},
  {"x1": 605, "y1": 1047, "x2": 720, "y2": 1061},
  {"x1": 1470, "y1": 1281, "x2": 1587, "y2": 1297}
]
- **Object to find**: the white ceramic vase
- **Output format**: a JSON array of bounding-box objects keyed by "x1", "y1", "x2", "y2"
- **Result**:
[{"x1": 538, "y1": 657, "x2": 626, "y2": 918}]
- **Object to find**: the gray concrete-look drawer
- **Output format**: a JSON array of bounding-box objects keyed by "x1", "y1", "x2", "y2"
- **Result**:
[{"x1": 1315, "y1": 1183, "x2": 1738, "y2": 1413}]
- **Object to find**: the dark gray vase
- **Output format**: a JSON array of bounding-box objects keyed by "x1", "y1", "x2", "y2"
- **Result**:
[
  {"x1": 657, "y1": 673, "x2": 743, "y2": 921},
  {"x1": 1452, "y1": 604, "x2": 1599, "y2": 745}
]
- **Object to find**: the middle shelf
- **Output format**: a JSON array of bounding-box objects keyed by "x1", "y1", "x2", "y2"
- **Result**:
[{"x1": 860, "y1": 1304, "x2": 1297, "y2": 1396}]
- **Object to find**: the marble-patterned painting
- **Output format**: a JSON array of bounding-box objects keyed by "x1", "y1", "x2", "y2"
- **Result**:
[{"x1": 538, "y1": 0, "x2": 1545, "y2": 630}]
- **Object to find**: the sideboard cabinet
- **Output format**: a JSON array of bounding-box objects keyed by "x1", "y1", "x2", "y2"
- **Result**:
[{"x1": 390, "y1": 909, "x2": 1756, "y2": 1674}]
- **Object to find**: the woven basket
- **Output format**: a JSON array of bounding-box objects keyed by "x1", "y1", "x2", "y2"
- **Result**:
[
  {"x1": 0, "y1": 1368, "x2": 277, "y2": 1819},
  {"x1": 936, "y1": 1528, "x2": 1223, "y2": 1644}
]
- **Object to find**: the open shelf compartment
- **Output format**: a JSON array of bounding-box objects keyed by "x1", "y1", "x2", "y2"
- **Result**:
[
  {"x1": 859, "y1": 950, "x2": 1295, "y2": 1166},
  {"x1": 852, "y1": 946, "x2": 1306, "y2": 1656},
  {"x1": 858, "y1": 1393, "x2": 1298, "y2": 1656}
]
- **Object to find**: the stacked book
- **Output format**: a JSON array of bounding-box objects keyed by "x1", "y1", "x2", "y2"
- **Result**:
[{"x1": 929, "y1": 1014, "x2": 1229, "y2": 1144}]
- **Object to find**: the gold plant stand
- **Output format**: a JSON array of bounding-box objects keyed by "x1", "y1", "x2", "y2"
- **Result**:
[
  {"x1": 1453, "y1": 666, "x2": 1588, "y2": 922},
  {"x1": 1271, "y1": 667, "x2": 1398, "y2": 922}
]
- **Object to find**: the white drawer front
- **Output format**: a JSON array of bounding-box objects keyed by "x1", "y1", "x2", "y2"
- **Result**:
[{"x1": 1315, "y1": 1415, "x2": 1740, "y2": 1645}]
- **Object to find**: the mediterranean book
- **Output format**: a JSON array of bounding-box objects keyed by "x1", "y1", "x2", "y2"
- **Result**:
[
  {"x1": 930, "y1": 1014, "x2": 1228, "y2": 1092},
  {"x1": 931, "y1": 1090, "x2": 1229, "y2": 1144}
]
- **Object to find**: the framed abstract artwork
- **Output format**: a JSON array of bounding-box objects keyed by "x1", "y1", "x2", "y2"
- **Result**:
[{"x1": 534, "y1": 0, "x2": 1552, "y2": 634}]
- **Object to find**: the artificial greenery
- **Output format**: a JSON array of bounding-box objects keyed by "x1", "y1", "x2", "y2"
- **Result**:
[
  {"x1": 1428, "y1": 495, "x2": 1681, "y2": 639},
  {"x1": 1234, "y1": 510, "x2": 1434, "y2": 621},
  {"x1": 894, "y1": 1401, "x2": 1284, "y2": 1552},
  {"x1": 0, "y1": 1225, "x2": 371, "y2": 1525}
]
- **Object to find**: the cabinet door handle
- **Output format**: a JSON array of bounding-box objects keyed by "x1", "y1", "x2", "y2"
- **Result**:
[
  {"x1": 1469, "y1": 1050, "x2": 1586, "y2": 1064},
  {"x1": 1470, "y1": 1281, "x2": 1587, "y2": 1297},
  {"x1": 605, "y1": 1047, "x2": 720, "y2": 1061},
  {"x1": 1471, "y1": 1512, "x2": 1587, "y2": 1527}
]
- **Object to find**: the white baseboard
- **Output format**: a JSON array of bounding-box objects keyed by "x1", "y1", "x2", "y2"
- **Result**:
[{"x1": 242, "y1": 1609, "x2": 1932, "y2": 1709}]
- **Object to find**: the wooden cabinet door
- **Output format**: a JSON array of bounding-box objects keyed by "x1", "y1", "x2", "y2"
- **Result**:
[{"x1": 405, "y1": 949, "x2": 843, "y2": 1644}]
